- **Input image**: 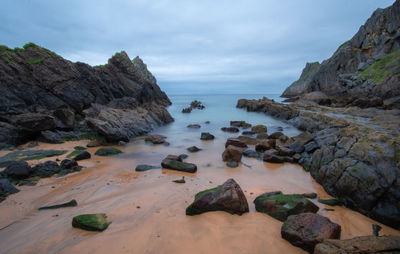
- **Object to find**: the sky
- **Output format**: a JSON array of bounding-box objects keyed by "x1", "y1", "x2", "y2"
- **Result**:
[{"x1": 0, "y1": 0, "x2": 395, "y2": 95}]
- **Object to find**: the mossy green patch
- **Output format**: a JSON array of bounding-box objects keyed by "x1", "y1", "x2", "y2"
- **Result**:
[
  {"x1": 27, "y1": 57, "x2": 44, "y2": 65},
  {"x1": 194, "y1": 186, "x2": 221, "y2": 200},
  {"x1": 359, "y1": 49, "x2": 400, "y2": 84},
  {"x1": 38, "y1": 199, "x2": 77, "y2": 210},
  {"x1": 72, "y1": 213, "x2": 111, "y2": 232},
  {"x1": 0, "y1": 150, "x2": 67, "y2": 167},
  {"x1": 95, "y1": 147, "x2": 122, "y2": 156}
]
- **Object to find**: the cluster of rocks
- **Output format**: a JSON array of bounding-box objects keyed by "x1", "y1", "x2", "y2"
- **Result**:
[
  {"x1": 0, "y1": 43, "x2": 173, "y2": 148},
  {"x1": 182, "y1": 100, "x2": 205, "y2": 113}
]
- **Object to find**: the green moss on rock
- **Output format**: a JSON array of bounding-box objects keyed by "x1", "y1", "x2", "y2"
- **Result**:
[
  {"x1": 95, "y1": 147, "x2": 122, "y2": 156},
  {"x1": 72, "y1": 213, "x2": 111, "y2": 232},
  {"x1": 359, "y1": 49, "x2": 400, "y2": 84}
]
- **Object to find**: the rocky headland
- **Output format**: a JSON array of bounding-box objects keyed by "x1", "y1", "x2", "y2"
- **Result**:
[
  {"x1": 237, "y1": 0, "x2": 400, "y2": 231},
  {"x1": 0, "y1": 43, "x2": 173, "y2": 148}
]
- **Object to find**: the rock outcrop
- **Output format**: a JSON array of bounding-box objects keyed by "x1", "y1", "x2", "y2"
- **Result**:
[
  {"x1": 0, "y1": 43, "x2": 173, "y2": 147},
  {"x1": 282, "y1": 0, "x2": 400, "y2": 109}
]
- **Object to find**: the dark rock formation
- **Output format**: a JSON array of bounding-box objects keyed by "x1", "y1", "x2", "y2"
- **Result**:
[
  {"x1": 251, "y1": 124, "x2": 267, "y2": 133},
  {"x1": 161, "y1": 155, "x2": 197, "y2": 173},
  {"x1": 182, "y1": 100, "x2": 205, "y2": 113},
  {"x1": 254, "y1": 191, "x2": 319, "y2": 221},
  {"x1": 242, "y1": 149, "x2": 260, "y2": 158},
  {"x1": 230, "y1": 121, "x2": 252, "y2": 128},
  {"x1": 281, "y1": 213, "x2": 341, "y2": 252},
  {"x1": 73, "y1": 151, "x2": 91, "y2": 161},
  {"x1": 187, "y1": 146, "x2": 201, "y2": 153},
  {"x1": 0, "y1": 178, "x2": 19, "y2": 201},
  {"x1": 187, "y1": 124, "x2": 201, "y2": 129},
  {"x1": 94, "y1": 147, "x2": 122, "y2": 156},
  {"x1": 200, "y1": 132, "x2": 215, "y2": 140},
  {"x1": 186, "y1": 178, "x2": 249, "y2": 215},
  {"x1": 282, "y1": 0, "x2": 400, "y2": 108},
  {"x1": 314, "y1": 235, "x2": 400, "y2": 254},
  {"x1": 0, "y1": 43, "x2": 173, "y2": 146},
  {"x1": 31, "y1": 161, "x2": 61, "y2": 178},
  {"x1": 145, "y1": 134, "x2": 167, "y2": 144},
  {"x1": 4, "y1": 161, "x2": 33, "y2": 179},
  {"x1": 221, "y1": 127, "x2": 239, "y2": 133}
]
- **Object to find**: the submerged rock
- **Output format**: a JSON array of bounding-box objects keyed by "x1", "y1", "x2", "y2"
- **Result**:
[
  {"x1": 254, "y1": 191, "x2": 319, "y2": 221},
  {"x1": 187, "y1": 146, "x2": 202, "y2": 153},
  {"x1": 263, "y1": 149, "x2": 284, "y2": 163},
  {"x1": 72, "y1": 213, "x2": 111, "y2": 232},
  {"x1": 95, "y1": 147, "x2": 122, "y2": 156},
  {"x1": 230, "y1": 121, "x2": 252, "y2": 128},
  {"x1": 186, "y1": 178, "x2": 249, "y2": 216},
  {"x1": 173, "y1": 176, "x2": 185, "y2": 183},
  {"x1": 145, "y1": 134, "x2": 167, "y2": 144},
  {"x1": 187, "y1": 124, "x2": 201, "y2": 128},
  {"x1": 314, "y1": 235, "x2": 400, "y2": 254},
  {"x1": 38, "y1": 199, "x2": 77, "y2": 210},
  {"x1": 135, "y1": 164, "x2": 160, "y2": 172},
  {"x1": 161, "y1": 155, "x2": 197, "y2": 173},
  {"x1": 281, "y1": 213, "x2": 341, "y2": 252},
  {"x1": 221, "y1": 127, "x2": 239, "y2": 133},
  {"x1": 60, "y1": 159, "x2": 78, "y2": 169},
  {"x1": 200, "y1": 132, "x2": 215, "y2": 140},
  {"x1": 242, "y1": 149, "x2": 260, "y2": 158},
  {"x1": 226, "y1": 161, "x2": 239, "y2": 168}
]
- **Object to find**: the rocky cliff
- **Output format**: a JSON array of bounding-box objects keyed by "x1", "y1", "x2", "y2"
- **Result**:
[
  {"x1": 0, "y1": 43, "x2": 173, "y2": 147},
  {"x1": 282, "y1": 0, "x2": 400, "y2": 108}
]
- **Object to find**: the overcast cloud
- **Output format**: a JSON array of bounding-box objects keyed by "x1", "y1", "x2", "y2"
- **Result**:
[{"x1": 0, "y1": 0, "x2": 395, "y2": 94}]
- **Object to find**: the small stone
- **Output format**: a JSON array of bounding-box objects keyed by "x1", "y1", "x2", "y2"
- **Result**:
[
  {"x1": 187, "y1": 146, "x2": 202, "y2": 153},
  {"x1": 200, "y1": 132, "x2": 215, "y2": 140}
]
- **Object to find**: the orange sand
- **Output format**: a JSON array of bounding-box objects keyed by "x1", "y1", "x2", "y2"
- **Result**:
[{"x1": 0, "y1": 137, "x2": 399, "y2": 254}]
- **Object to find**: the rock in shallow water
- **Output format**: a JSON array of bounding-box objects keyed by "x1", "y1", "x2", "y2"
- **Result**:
[
  {"x1": 186, "y1": 178, "x2": 249, "y2": 216},
  {"x1": 73, "y1": 151, "x2": 91, "y2": 161},
  {"x1": 72, "y1": 213, "x2": 111, "y2": 232},
  {"x1": 222, "y1": 145, "x2": 243, "y2": 162},
  {"x1": 200, "y1": 132, "x2": 215, "y2": 140},
  {"x1": 254, "y1": 191, "x2": 319, "y2": 221},
  {"x1": 187, "y1": 146, "x2": 202, "y2": 153},
  {"x1": 225, "y1": 138, "x2": 247, "y2": 148},
  {"x1": 161, "y1": 155, "x2": 197, "y2": 173},
  {"x1": 145, "y1": 134, "x2": 167, "y2": 144},
  {"x1": 281, "y1": 213, "x2": 341, "y2": 252},
  {"x1": 135, "y1": 164, "x2": 160, "y2": 172},
  {"x1": 95, "y1": 147, "x2": 122, "y2": 156}
]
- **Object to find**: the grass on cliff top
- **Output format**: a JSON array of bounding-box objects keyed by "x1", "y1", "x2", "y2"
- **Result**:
[
  {"x1": 0, "y1": 42, "x2": 63, "y2": 61},
  {"x1": 359, "y1": 49, "x2": 400, "y2": 84}
]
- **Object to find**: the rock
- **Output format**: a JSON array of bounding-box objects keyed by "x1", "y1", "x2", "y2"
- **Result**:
[
  {"x1": 263, "y1": 149, "x2": 284, "y2": 163},
  {"x1": 118, "y1": 140, "x2": 127, "y2": 146},
  {"x1": 94, "y1": 147, "x2": 122, "y2": 156},
  {"x1": 204, "y1": 121, "x2": 210, "y2": 124},
  {"x1": 60, "y1": 159, "x2": 78, "y2": 169},
  {"x1": 302, "y1": 193, "x2": 318, "y2": 199},
  {"x1": 318, "y1": 199, "x2": 343, "y2": 206},
  {"x1": 187, "y1": 146, "x2": 202, "y2": 153},
  {"x1": 38, "y1": 199, "x2": 77, "y2": 210},
  {"x1": 135, "y1": 164, "x2": 160, "y2": 172},
  {"x1": 222, "y1": 145, "x2": 243, "y2": 162},
  {"x1": 200, "y1": 132, "x2": 215, "y2": 140},
  {"x1": 0, "y1": 150, "x2": 67, "y2": 168},
  {"x1": 178, "y1": 154, "x2": 188, "y2": 160},
  {"x1": 4, "y1": 161, "x2": 33, "y2": 179},
  {"x1": 230, "y1": 121, "x2": 252, "y2": 128},
  {"x1": 0, "y1": 178, "x2": 19, "y2": 201},
  {"x1": 165, "y1": 155, "x2": 182, "y2": 162},
  {"x1": 242, "y1": 131, "x2": 256, "y2": 136},
  {"x1": 242, "y1": 149, "x2": 260, "y2": 158},
  {"x1": 237, "y1": 135, "x2": 258, "y2": 145},
  {"x1": 73, "y1": 151, "x2": 91, "y2": 161},
  {"x1": 187, "y1": 124, "x2": 201, "y2": 128},
  {"x1": 281, "y1": 213, "x2": 341, "y2": 252},
  {"x1": 254, "y1": 191, "x2": 319, "y2": 221},
  {"x1": 190, "y1": 100, "x2": 205, "y2": 109},
  {"x1": 255, "y1": 142, "x2": 272, "y2": 153},
  {"x1": 292, "y1": 153, "x2": 302, "y2": 162},
  {"x1": 186, "y1": 178, "x2": 249, "y2": 215},
  {"x1": 225, "y1": 138, "x2": 248, "y2": 149},
  {"x1": 304, "y1": 141, "x2": 319, "y2": 153},
  {"x1": 251, "y1": 124, "x2": 268, "y2": 133},
  {"x1": 32, "y1": 161, "x2": 61, "y2": 178},
  {"x1": 221, "y1": 127, "x2": 239, "y2": 133},
  {"x1": 268, "y1": 131, "x2": 284, "y2": 139},
  {"x1": 256, "y1": 133, "x2": 269, "y2": 139},
  {"x1": 145, "y1": 134, "x2": 166, "y2": 144},
  {"x1": 173, "y1": 176, "x2": 185, "y2": 183},
  {"x1": 278, "y1": 147, "x2": 295, "y2": 157},
  {"x1": 314, "y1": 235, "x2": 400, "y2": 254},
  {"x1": 182, "y1": 107, "x2": 192, "y2": 113},
  {"x1": 372, "y1": 224, "x2": 382, "y2": 236},
  {"x1": 72, "y1": 213, "x2": 111, "y2": 232},
  {"x1": 161, "y1": 155, "x2": 197, "y2": 173},
  {"x1": 87, "y1": 140, "x2": 102, "y2": 147},
  {"x1": 226, "y1": 161, "x2": 239, "y2": 168},
  {"x1": 40, "y1": 130, "x2": 63, "y2": 144}
]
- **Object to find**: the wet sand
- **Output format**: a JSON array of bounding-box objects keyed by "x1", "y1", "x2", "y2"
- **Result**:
[{"x1": 0, "y1": 134, "x2": 399, "y2": 254}]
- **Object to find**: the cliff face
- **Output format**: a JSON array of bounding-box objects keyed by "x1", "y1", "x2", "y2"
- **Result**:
[
  {"x1": 282, "y1": 0, "x2": 400, "y2": 105},
  {"x1": 0, "y1": 43, "x2": 173, "y2": 146}
]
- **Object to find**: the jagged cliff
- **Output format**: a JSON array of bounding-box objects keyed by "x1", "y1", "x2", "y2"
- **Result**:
[
  {"x1": 0, "y1": 43, "x2": 173, "y2": 147},
  {"x1": 282, "y1": 0, "x2": 400, "y2": 108}
]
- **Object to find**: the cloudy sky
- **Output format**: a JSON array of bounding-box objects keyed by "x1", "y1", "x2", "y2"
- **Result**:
[{"x1": 0, "y1": 0, "x2": 395, "y2": 95}]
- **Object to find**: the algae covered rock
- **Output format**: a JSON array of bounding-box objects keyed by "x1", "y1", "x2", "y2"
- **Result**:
[
  {"x1": 72, "y1": 213, "x2": 111, "y2": 232},
  {"x1": 39, "y1": 199, "x2": 77, "y2": 210},
  {"x1": 95, "y1": 147, "x2": 122, "y2": 156},
  {"x1": 161, "y1": 156, "x2": 197, "y2": 173},
  {"x1": 254, "y1": 191, "x2": 319, "y2": 221},
  {"x1": 186, "y1": 178, "x2": 249, "y2": 216}
]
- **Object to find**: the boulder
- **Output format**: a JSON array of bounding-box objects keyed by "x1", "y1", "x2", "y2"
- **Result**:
[
  {"x1": 4, "y1": 161, "x2": 33, "y2": 179},
  {"x1": 281, "y1": 213, "x2": 341, "y2": 252},
  {"x1": 304, "y1": 141, "x2": 319, "y2": 153},
  {"x1": 251, "y1": 124, "x2": 268, "y2": 133},
  {"x1": 95, "y1": 147, "x2": 122, "y2": 156},
  {"x1": 225, "y1": 138, "x2": 248, "y2": 148},
  {"x1": 86, "y1": 140, "x2": 103, "y2": 147},
  {"x1": 314, "y1": 235, "x2": 400, "y2": 254},
  {"x1": 178, "y1": 154, "x2": 188, "y2": 160},
  {"x1": 237, "y1": 135, "x2": 258, "y2": 145},
  {"x1": 161, "y1": 155, "x2": 197, "y2": 173},
  {"x1": 200, "y1": 132, "x2": 215, "y2": 140},
  {"x1": 0, "y1": 178, "x2": 19, "y2": 200},
  {"x1": 263, "y1": 149, "x2": 284, "y2": 163},
  {"x1": 255, "y1": 142, "x2": 272, "y2": 153},
  {"x1": 145, "y1": 134, "x2": 166, "y2": 144},
  {"x1": 222, "y1": 145, "x2": 243, "y2": 162},
  {"x1": 32, "y1": 161, "x2": 61, "y2": 178},
  {"x1": 254, "y1": 191, "x2": 319, "y2": 221},
  {"x1": 268, "y1": 131, "x2": 284, "y2": 139},
  {"x1": 186, "y1": 178, "x2": 249, "y2": 215},
  {"x1": 187, "y1": 124, "x2": 201, "y2": 128},
  {"x1": 187, "y1": 146, "x2": 202, "y2": 153},
  {"x1": 73, "y1": 151, "x2": 91, "y2": 161},
  {"x1": 60, "y1": 159, "x2": 78, "y2": 169},
  {"x1": 72, "y1": 213, "x2": 111, "y2": 232},
  {"x1": 221, "y1": 127, "x2": 239, "y2": 133}
]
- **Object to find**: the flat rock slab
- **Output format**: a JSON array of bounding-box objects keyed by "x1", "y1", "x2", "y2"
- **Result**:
[
  {"x1": 72, "y1": 213, "x2": 111, "y2": 232},
  {"x1": 254, "y1": 191, "x2": 319, "y2": 221},
  {"x1": 314, "y1": 235, "x2": 400, "y2": 254},
  {"x1": 281, "y1": 213, "x2": 341, "y2": 252},
  {"x1": 38, "y1": 199, "x2": 77, "y2": 210},
  {"x1": 186, "y1": 178, "x2": 249, "y2": 216},
  {"x1": 135, "y1": 164, "x2": 161, "y2": 172},
  {"x1": 95, "y1": 147, "x2": 122, "y2": 156},
  {"x1": 0, "y1": 150, "x2": 67, "y2": 168}
]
